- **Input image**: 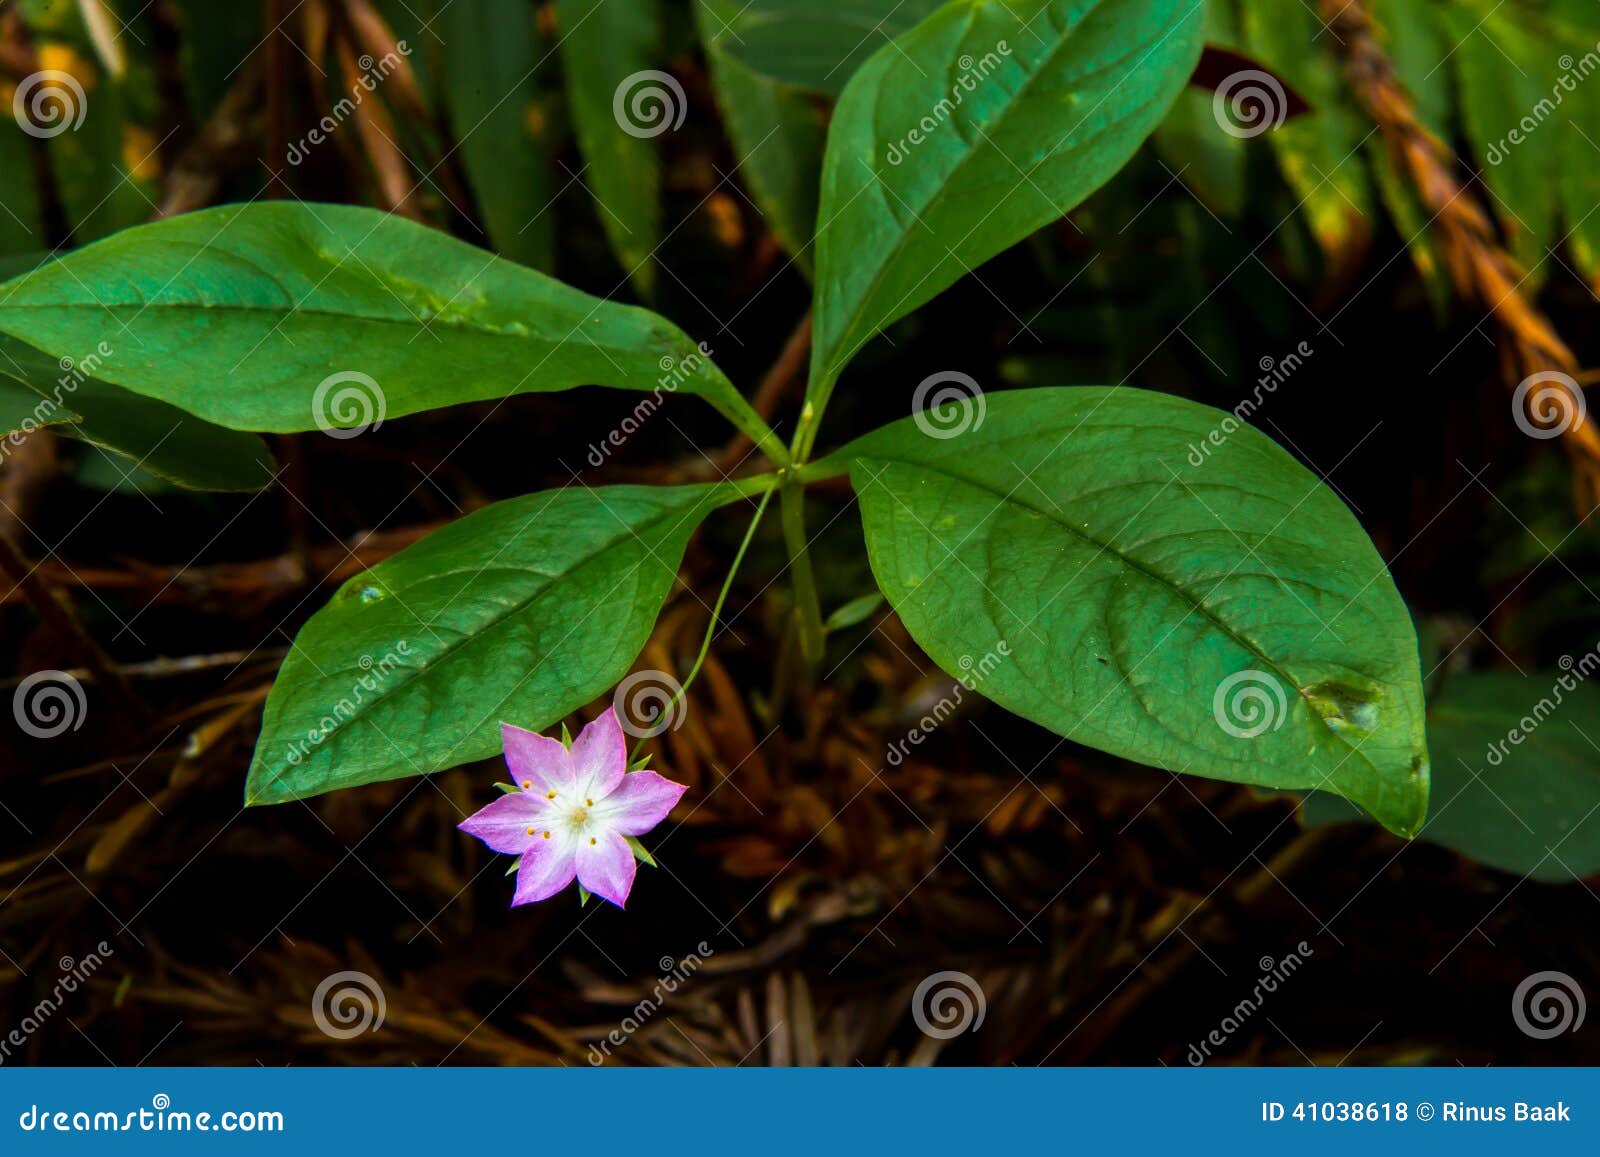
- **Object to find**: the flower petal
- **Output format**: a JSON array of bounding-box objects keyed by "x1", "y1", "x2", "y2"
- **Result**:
[
  {"x1": 502, "y1": 722, "x2": 575, "y2": 796},
  {"x1": 570, "y1": 709, "x2": 627, "y2": 799},
  {"x1": 458, "y1": 793, "x2": 546, "y2": 855},
  {"x1": 575, "y1": 829, "x2": 637, "y2": 908},
  {"x1": 593, "y1": 770, "x2": 687, "y2": 836},
  {"x1": 512, "y1": 837, "x2": 578, "y2": 906}
]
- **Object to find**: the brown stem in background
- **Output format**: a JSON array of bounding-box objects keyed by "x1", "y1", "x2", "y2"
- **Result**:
[
  {"x1": 156, "y1": 60, "x2": 265, "y2": 219},
  {"x1": 334, "y1": 34, "x2": 423, "y2": 218},
  {"x1": 0, "y1": 529, "x2": 142, "y2": 718},
  {"x1": 264, "y1": 0, "x2": 289, "y2": 199},
  {"x1": 717, "y1": 314, "x2": 812, "y2": 472},
  {"x1": 1323, "y1": 0, "x2": 1600, "y2": 503}
]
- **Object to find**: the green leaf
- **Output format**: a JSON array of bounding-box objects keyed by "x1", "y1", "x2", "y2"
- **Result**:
[
  {"x1": 0, "y1": 336, "x2": 277, "y2": 492},
  {"x1": 69, "y1": 449, "x2": 179, "y2": 495},
  {"x1": 0, "y1": 372, "x2": 79, "y2": 436},
  {"x1": 20, "y1": 5, "x2": 160, "y2": 243},
  {"x1": 1239, "y1": 0, "x2": 1373, "y2": 276},
  {"x1": 557, "y1": 0, "x2": 664, "y2": 297},
  {"x1": 1366, "y1": 136, "x2": 1449, "y2": 319},
  {"x1": 824, "y1": 591, "x2": 885, "y2": 632},
  {"x1": 696, "y1": 0, "x2": 825, "y2": 270},
  {"x1": 836, "y1": 386, "x2": 1429, "y2": 836},
  {"x1": 1439, "y1": 1, "x2": 1559, "y2": 279},
  {"x1": 806, "y1": 0, "x2": 1204, "y2": 419},
  {"x1": 246, "y1": 481, "x2": 763, "y2": 804},
  {"x1": 1152, "y1": 0, "x2": 1245, "y2": 218},
  {"x1": 1305, "y1": 671, "x2": 1600, "y2": 882},
  {"x1": 169, "y1": 0, "x2": 261, "y2": 116},
  {"x1": 1368, "y1": 0, "x2": 1451, "y2": 136},
  {"x1": 0, "y1": 121, "x2": 45, "y2": 256},
  {"x1": 440, "y1": 0, "x2": 557, "y2": 270},
  {"x1": 0, "y1": 202, "x2": 751, "y2": 434},
  {"x1": 625, "y1": 834, "x2": 658, "y2": 866},
  {"x1": 705, "y1": 0, "x2": 945, "y2": 97}
]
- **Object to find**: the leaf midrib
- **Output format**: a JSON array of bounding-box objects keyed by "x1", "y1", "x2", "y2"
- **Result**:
[
  {"x1": 0, "y1": 297, "x2": 665, "y2": 354},
  {"x1": 249, "y1": 491, "x2": 715, "y2": 795},
  {"x1": 817, "y1": 0, "x2": 1172, "y2": 378},
  {"x1": 859, "y1": 453, "x2": 1388, "y2": 778}
]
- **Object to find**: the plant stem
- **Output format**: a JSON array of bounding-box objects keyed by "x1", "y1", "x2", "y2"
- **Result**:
[
  {"x1": 780, "y1": 477, "x2": 826, "y2": 666},
  {"x1": 631, "y1": 489, "x2": 775, "y2": 760},
  {"x1": 779, "y1": 374, "x2": 833, "y2": 669},
  {"x1": 716, "y1": 314, "x2": 811, "y2": 471},
  {"x1": 705, "y1": 367, "x2": 791, "y2": 470}
]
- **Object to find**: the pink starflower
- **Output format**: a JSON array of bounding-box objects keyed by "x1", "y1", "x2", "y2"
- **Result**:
[{"x1": 458, "y1": 709, "x2": 686, "y2": 908}]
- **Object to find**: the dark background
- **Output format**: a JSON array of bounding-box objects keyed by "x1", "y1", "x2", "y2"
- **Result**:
[{"x1": 1, "y1": 0, "x2": 1597, "y2": 1065}]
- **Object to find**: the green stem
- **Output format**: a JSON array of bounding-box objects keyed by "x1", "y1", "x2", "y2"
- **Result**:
[
  {"x1": 780, "y1": 477, "x2": 826, "y2": 666},
  {"x1": 705, "y1": 367, "x2": 791, "y2": 469},
  {"x1": 794, "y1": 450, "x2": 852, "y2": 485},
  {"x1": 630, "y1": 489, "x2": 775, "y2": 760}
]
